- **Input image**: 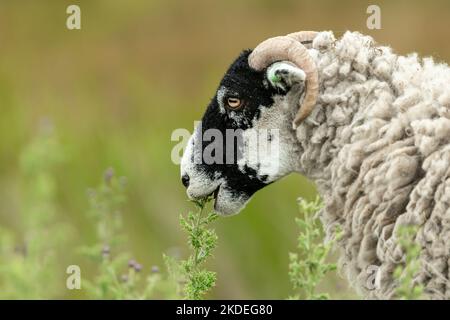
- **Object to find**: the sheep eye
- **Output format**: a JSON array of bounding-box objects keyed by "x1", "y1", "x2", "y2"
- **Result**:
[{"x1": 226, "y1": 97, "x2": 243, "y2": 110}]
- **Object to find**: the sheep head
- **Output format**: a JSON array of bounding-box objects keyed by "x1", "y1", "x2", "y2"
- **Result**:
[{"x1": 181, "y1": 32, "x2": 319, "y2": 215}]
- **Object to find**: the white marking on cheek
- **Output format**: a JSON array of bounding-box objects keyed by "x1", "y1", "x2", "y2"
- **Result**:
[
  {"x1": 237, "y1": 99, "x2": 296, "y2": 182},
  {"x1": 257, "y1": 130, "x2": 282, "y2": 179},
  {"x1": 238, "y1": 128, "x2": 282, "y2": 181}
]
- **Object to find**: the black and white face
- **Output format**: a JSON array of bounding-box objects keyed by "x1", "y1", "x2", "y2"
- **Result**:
[{"x1": 181, "y1": 50, "x2": 306, "y2": 215}]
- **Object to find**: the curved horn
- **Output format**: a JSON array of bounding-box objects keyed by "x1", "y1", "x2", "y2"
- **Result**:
[
  {"x1": 248, "y1": 34, "x2": 319, "y2": 128},
  {"x1": 286, "y1": 31, "x2": 318, "y2": 49}
]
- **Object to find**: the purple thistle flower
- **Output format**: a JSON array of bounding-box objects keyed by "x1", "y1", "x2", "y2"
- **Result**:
[{"x1": 134, "y1": 263, "x2": 143, "y2": 272}]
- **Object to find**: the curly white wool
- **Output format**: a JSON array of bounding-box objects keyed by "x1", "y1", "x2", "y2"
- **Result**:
[{"x1": 297, "y1": 31, "x2": 450, "y2": 299}]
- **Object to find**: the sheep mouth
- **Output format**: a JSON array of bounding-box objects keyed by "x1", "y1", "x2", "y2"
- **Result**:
[
  {"x1": 211, "y1": 185, "x2": 250, "y2": 216},
  {"x1": 213, "y1": 186, "x2": 220, "y2": 199},
  {"x1": 203, "y1": 185, "x2": 231, "y2": 215},
  {"x1": 211, "y1": 185, "x2": 220, "y2": 205},
  {"x1": 194, "y1": 185, "x2": 221, "y2": 207}
]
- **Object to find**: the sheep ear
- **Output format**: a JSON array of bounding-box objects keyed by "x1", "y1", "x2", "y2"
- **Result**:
[{"x1": 266, "y1": 61, "x2": 306, "y2": 91}]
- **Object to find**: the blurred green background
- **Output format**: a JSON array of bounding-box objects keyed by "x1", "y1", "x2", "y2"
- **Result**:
[{"x1": 0, "y1": 0, "x2": 449, "y2": 299}]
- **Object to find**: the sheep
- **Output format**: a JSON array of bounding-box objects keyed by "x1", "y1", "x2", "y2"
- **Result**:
[{"x1": 180, "y1": 30, "x2": 450, "y2": 299}]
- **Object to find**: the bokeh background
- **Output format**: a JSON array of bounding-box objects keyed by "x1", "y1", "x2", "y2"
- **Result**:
[{"x1": 0, "y1": 0, "x2": 449, "y2": 299}]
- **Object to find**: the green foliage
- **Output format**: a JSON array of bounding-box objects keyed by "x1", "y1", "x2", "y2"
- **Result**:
[
  {"x1": 0, "y1": 123, "x2": 218, "y2": 300},
  {"x1": 0, "y1": 122, "x2": 71, "y2": 299},
  {"x1": 394, "y1": 225, "x2": 424, "y2": 300},
  {"x1": 289, "y1": 197, "x2": 340, "y2": 300},
  {"x1": 79, "y1": 168, "x2": 178, "y2": 299},
  {"x1": 165, "y1": 197, "x2": 218, "y2": 300},
  {"x1": 0, "y1": 125, "x2": 352, "y2": 301}
]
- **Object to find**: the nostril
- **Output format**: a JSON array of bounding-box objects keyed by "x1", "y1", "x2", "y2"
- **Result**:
[{"x1": 181, "y1": 174, "x2": 190, "y2": 188}]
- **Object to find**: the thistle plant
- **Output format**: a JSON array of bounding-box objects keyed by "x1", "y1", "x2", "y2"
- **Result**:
[
  {"x1": 165, "y1": 197, "x2": 219, "y2": 300},
  {"x1": 79, "y1": 168, "x2": 176, "y2": 299},
  {"x1": 394, "y1": 225, "x2": 424, "y2": 300},
  {"x1": 288, "y1": 197, "x2": 340, "y2": 300}
]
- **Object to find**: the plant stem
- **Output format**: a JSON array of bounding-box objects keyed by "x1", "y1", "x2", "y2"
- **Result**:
[{"x1": 192, "y1": 203, "x2": 204, "y2": 268}]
